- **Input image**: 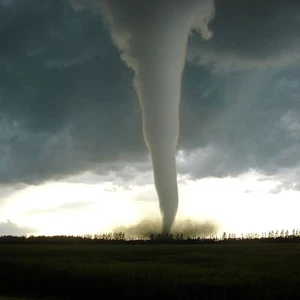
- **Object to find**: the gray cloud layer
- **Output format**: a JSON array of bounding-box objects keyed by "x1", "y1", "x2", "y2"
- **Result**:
[
  {"x1": 0, "y1": 0, "x2": 300, "y2": 188},
  {"x1": 188, "y1": 0, "x2": 300, "y2": 70},
  {"x1": 0, "y1": 219, "x2": 36, "y2": 236},
  {"x1": 179, "y1": 68, "x2": 300, "y2": 179},
  {"x1": 0, "y1": 0, "x2": 146, "y2": 184}
]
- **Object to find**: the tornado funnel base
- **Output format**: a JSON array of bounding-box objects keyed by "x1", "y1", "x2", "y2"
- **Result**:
[{"x1": 162, "y1": 215, "x2": 176, "y2": 234}]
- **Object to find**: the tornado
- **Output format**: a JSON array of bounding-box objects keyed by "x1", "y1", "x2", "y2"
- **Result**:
[{"x1": 71, "y1": 0, "x2": 215, "y2": 233}]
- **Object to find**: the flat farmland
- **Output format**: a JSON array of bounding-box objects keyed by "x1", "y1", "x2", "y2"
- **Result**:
[{"x1": 0, "y1": 243, "x2": 299, "y2": 299}]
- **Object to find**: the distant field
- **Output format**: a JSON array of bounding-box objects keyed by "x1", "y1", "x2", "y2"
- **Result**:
[{"x1": 1, "y1": 243, "x2": 299, "y2": 299}]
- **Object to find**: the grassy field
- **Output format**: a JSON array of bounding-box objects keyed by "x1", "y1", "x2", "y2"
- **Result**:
[{"x1": 0, "y1": 243, "x2": 299, "y2": 299}]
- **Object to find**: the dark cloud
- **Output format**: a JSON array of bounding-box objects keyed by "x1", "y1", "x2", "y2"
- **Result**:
[
  {"x1": 0, "y1": 0, "x2": 146, "y2": 184},
  {"x1": 178, "y1": 67, "x2": 300, "y2": 180},
  {"x1": 188, "y1": 0, "x2": 300, "y2": 69},
  {"x1": 0, "y1": 0, "x2": 14, "y2": 7},
  {"x1": 0, "y1": 219, "x2": 37, "y2": 236},
  {"x1": 0, "y1": 0, "x2": 300, "y2": 187}
]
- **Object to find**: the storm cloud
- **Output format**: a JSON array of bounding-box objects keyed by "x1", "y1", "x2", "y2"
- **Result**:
[
  {"x1": 0, "y1": 0, "x2": 300, "y2": 189},
  {"x1": 188, "y1": 0, "x2": 300, "y2": 70}
]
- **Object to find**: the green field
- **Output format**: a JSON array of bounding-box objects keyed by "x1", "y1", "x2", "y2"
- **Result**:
[{"x1": 1, "y1": 243, "x2": 299, "y2": 299}]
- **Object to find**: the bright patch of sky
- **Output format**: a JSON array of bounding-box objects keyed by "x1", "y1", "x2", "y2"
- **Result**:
[{"x1": 1, "y1": 170, "x2": 299, "y2": 237}]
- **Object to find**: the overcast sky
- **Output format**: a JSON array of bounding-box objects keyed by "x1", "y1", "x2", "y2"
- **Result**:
[{"x1": 0, "y1": 0, "x2": 300, "y2": 236}]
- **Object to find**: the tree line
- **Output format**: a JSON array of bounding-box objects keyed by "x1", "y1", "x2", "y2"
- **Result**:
[{"x1": 0, "y1": 228, "x2": 300, "y2": 244}]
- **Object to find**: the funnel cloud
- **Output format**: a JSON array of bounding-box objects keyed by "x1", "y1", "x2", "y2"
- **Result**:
[{"x1": 88, "y1": 0, "x2": 215, "y2": 233}]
